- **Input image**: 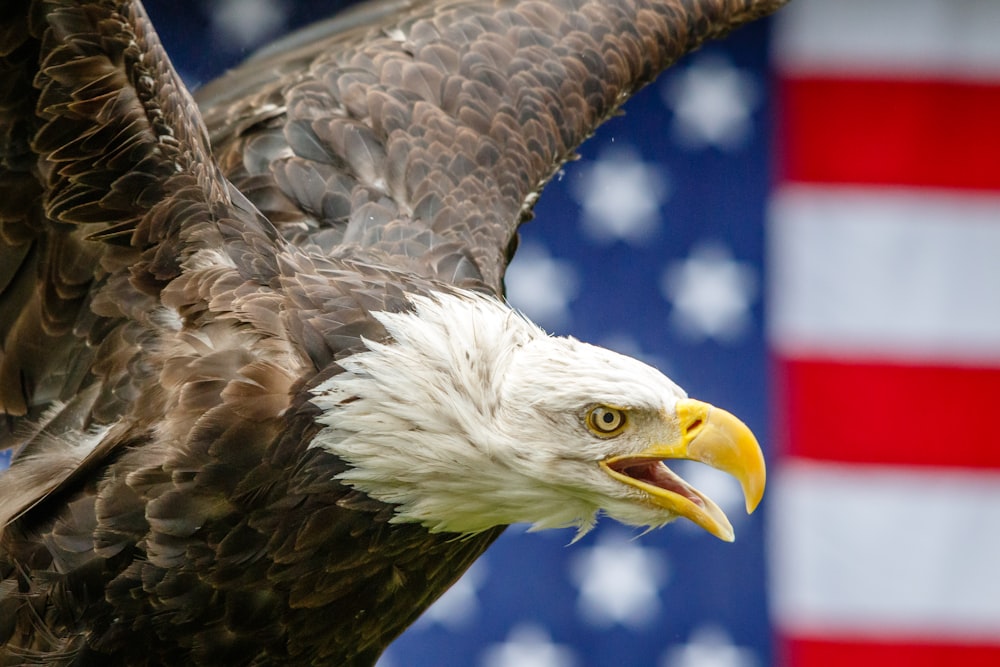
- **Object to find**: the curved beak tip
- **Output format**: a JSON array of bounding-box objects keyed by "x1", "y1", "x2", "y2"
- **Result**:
[
  {"x1": 679, "y1": 398, "x2": 767, "y2": 518},
  {"x1": 743, "y1": 470, "x2": 765, "y2": 515}
]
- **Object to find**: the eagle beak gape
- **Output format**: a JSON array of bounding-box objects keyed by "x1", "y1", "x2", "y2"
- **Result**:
[{"x1": 600, "y1": 399, "x2": 766, "y2": 542}]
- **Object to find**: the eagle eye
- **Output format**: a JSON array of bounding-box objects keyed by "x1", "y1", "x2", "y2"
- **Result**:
[{"x1": 587, "y1": 406, "x2": 627, "y2": 436}]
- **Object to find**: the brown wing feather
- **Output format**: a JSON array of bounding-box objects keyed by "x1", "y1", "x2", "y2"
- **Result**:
[
  {"x1": 0, "y1": 0, "x2": 281, "y2": 425},
  {"x1": 201, "y1": 0, "x2": 786, "y2": 293}
]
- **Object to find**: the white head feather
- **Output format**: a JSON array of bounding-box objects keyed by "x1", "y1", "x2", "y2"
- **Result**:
[{"x1": 310, "y1": 289, "x2": 692, "y2": 535}]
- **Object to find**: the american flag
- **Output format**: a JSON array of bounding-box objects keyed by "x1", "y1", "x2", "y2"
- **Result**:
[
  {"x1": 6, "y1": 1, "x2": 1000, "y2": 665},
  {"x1": 768, "y1": 1, "x2": 1000, "y2": 665}
]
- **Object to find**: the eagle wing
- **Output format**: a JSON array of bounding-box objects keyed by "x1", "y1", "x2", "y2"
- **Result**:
[
  {"x1": 0, "y1": 0, "x2": 285, "y2": 500},
  {"x1": 197, "y1": 0, "x2": 786, "y2": 293}
]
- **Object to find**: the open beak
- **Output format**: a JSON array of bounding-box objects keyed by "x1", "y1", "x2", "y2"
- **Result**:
[{"x1": 599, "y1": 398, "x2": 766, "y2": 542}]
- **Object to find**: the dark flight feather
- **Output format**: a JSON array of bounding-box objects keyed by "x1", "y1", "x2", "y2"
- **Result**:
[{"x1": 0, "y1": 1, "x2": 785, "y2": 664}]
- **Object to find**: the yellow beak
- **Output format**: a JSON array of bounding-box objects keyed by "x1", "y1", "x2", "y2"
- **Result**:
[{"x1": 599, "y1": 398, "x2": 766, "y2": 542}]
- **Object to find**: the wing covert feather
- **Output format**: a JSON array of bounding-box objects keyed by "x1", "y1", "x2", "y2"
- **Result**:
[
  {"x1": 201, "y1": 0, "x2": 786, "y2": 292},
  {"x1": 0, "y1": 0, "x2": 279, "y2": 422}
]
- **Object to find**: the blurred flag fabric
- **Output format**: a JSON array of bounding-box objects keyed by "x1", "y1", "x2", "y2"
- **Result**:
[
  {"x1": 3, "y1": 1, "x2": 998, "y2": 666},
  {"x1": 768, "y1": 1, "x2": 1000, "y2": 665}
]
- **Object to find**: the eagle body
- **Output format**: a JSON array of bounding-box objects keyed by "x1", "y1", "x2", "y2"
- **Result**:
[{"x1": 0, "y1": 0, "x2": 782, "y2": 664}]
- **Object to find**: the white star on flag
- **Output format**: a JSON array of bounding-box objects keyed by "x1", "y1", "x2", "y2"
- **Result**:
[
  {"x1": 569, "y1": 146, "x2": 669, "y2": 244},
  {"x1": 660, "y1": 242, "x2": 757, "y2": 343},
  {"x1": 210, "y1": 0, "x2": 289, "y2": 50},
  {"x1": 661, "y1": 54, "x2": 759, "y2": 151},
  {"x1": 479, "y1": 624, "x2": 576, "y2": 667},
  {"x1": 504, "y1": 242, "x2": 579, "y2": 330},
  {"x1": 661, "y1": 625, "x2": 757, "y2": 667},
  {"x1": 569, "y1": 530, "x2": 669, "y2": 629}
]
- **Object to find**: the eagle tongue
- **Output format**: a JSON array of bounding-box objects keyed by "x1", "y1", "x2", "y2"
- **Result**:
[{"x1": 618, "y1": 461, "x2": 705, "y2": 507}]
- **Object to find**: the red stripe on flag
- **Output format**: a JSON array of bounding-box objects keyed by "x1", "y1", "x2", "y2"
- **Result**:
[
  {"x1": 779, "y1": 77, "x2": 1000, "y2": 190},
  {"x1": 782, "y1": 636, "x2": 1000, "y2": 667},
  {"x1": 774, "y1": 357, "x2": 1000, "y2": 468}
]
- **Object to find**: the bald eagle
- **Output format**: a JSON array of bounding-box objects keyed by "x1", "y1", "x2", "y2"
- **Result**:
[{"x1": 0, "y1": 0, "x2": 783, "y2": 664}]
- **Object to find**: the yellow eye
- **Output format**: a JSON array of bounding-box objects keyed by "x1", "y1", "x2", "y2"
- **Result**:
[{"x1": 587, "y1": 406, "x2": 627, "y2": 436}]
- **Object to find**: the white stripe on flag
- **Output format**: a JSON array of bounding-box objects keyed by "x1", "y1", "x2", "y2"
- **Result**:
[
  {"x1": 768, "y1": 185, "x2": 1000, "y2": 365},
  {"x1": 769, "y1": 460, "x2": 1000, "y2": 642},
  {"x1": 772, "y1": 0, "x2": 1000, "y2": 79}
]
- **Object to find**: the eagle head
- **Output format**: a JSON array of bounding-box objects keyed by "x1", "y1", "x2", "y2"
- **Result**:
[{"x1": 311, "y1": 290, "x2": 765, "y2": 541}]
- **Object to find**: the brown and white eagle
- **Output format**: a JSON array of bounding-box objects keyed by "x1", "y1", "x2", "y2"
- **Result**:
[{"x1": 0, "y1": 0, "x2": 783, "y2": 664}]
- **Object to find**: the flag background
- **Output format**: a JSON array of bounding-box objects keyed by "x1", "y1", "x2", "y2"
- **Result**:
[
  {"x1": 4, "y1": 1, "x2": 998, "y2": 665},
  {"x1": 768, "y1": 2, "x2": 1000, "y2": 665}
]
